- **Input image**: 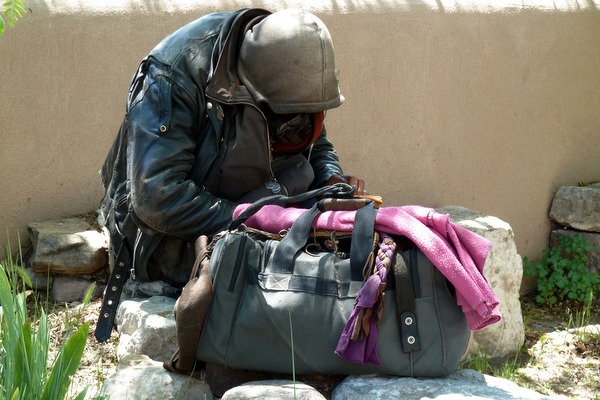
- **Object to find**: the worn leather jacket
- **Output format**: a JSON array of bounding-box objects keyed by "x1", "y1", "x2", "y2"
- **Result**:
[{"x1": 98, "y1": 8, "x2": 344, "y2": 287}]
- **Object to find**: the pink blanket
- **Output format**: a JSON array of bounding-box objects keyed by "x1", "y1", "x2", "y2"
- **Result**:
[{"x1": 233, "y1": 204, "x2": 502, "y2": 331}]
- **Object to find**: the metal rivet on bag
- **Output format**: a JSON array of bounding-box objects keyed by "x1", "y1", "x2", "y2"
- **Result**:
[
  {"x1": 115, "y1": 274, "x2": 121, "y2": 280},
  {"x1": 405, "y1": 317, "x2": 413, "y2": 326},
  {"x1": 207, "y1": 102, "x2": 213, "y2": 110},
  {"x1": 407, "y1": 336, "x2": 416, "y2": 345},
  {"x1": 103, "y1": 312, "x2": 109, "y2": 318},
  {"x1": 119, "y1": 261, "x2": 125, "y2": 267},
  {"x1": 159, "y1": 125, "x2": 167, "y2": 133},
  {"x1": 107, "y1": 300, "x2": 113, "y2": 306},
  {"x1": 112, "y1": 286, "x2": 117, "y2": 292}
]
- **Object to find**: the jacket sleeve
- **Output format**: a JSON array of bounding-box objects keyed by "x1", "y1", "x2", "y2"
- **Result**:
[
  {"x1": 306, "y1": 125, "x2": 344, "y2": 189},
  {"x1": 127, "y1": 62, "x2": 235, "y2": 241}
]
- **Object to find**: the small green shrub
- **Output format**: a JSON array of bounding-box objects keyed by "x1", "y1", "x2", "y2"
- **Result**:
[
  {"x1": 524, "y1": 233, "x2": 600, "y2": 305},
  {"x1": 0, "y1": 239, "x2": 90, "y2": 400}
]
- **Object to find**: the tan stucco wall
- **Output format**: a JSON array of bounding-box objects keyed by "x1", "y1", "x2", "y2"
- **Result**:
[{"x1": 1, "y1": 1, "x2": 599, "y2": 281}]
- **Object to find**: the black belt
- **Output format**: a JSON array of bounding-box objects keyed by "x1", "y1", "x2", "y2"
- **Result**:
[{"x1": 95, "y1": 239, "x2": 131, "y2": 342}]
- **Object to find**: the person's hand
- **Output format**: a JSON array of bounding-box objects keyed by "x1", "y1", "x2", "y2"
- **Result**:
[{"x1": 326, "y1": 174, "x2": 367, "y2": 195}]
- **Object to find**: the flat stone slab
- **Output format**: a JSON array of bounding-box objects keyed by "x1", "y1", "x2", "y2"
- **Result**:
[
  {"x1": 98, "y1": 355, "x2": 212, "y2": 400},
  {"x1": 50, "y1": 275, "x2": 104, "y2": 303},
  {"x1": 222, "y1": 380, "x2": 326, "y2": 400},
  {"x1": 549, "y1": 185, "x2": 600, "y2": 232},
  {"x1": 28, "y1": 218, "x2": 108, "y2": 275},
  {"x1": 331, "y1": 369, "x2": 554, "y2": 399}
]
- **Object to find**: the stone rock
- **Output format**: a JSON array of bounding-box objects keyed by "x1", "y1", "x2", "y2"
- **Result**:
[
  {"x1": 28, "y1": 218, "x2": 108, "y2": 275},
  {"x1": 550, "y1": 229, "x2": 600, "y2": 274},
  {"x1": 437, "y1": 206, "x2": 525, "y2": 358},
  {"x1": 549, "y1": 185, "x2": 600, "y2": 232},
  {"x1": 50, "y1": 275, "x2": 104, "y2": 303},
  {"x1": 221, "y1": 380, "x2": 326, "y2": 400},
  {"x1": 115, "y1": 296, "x2": 177, "y2": 362},
  {"x1": 97, "y1": 354, "x2": 212, "y2": 400},
  {"x1": 204, "y1": 364, "x2": 343, "y2": 398},
  {"x1": 331, "y1": 369, "x2": 554, "y2": 399},
  {"x1": 23, "y1": 265, "x2": 53, "y2": 290}
]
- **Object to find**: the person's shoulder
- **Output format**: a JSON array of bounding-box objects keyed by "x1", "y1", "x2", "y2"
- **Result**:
[
  {"x1": 169, "y1": 10, "x2": 241, "y2": 43},
  {"x1": 149, "y1": 12, "x2": 237, "y2": 67}
]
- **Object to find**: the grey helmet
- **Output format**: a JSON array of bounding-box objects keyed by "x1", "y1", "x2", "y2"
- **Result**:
[{"x1": 237, "y1": 9, "x2": 344, "y2": 114}]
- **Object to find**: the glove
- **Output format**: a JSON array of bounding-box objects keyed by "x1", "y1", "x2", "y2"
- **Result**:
[{"x1": 326, "y1": 174, "x2": 367, "y2": 195}]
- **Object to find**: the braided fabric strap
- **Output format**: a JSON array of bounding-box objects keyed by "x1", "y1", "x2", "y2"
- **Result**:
[{"x1": 335, "y1": 233, "x2": 397, "y2": 365}]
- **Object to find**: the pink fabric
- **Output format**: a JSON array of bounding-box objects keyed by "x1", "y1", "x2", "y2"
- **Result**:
[{"x1": 233, "y1": 204, "x2": 502, "y2": 330}]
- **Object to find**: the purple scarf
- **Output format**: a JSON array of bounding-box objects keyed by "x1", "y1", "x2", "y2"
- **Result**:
[{"x1": 334, "y1": 234, "x2": 397, "y2": 364}]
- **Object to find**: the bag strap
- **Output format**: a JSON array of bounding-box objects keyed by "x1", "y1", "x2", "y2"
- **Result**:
[
  {"x1": 394, "y1": 249, "x2": 422, "y2": 352},
  {"x1": 228, "y1": 183, "x2": 356, "y2": 230},
  {"x1": 271, "y1": 199, "x2": 378, "y2": 281}
]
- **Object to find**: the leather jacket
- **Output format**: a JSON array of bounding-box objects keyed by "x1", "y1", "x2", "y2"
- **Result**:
[{"x1": 98, "y1": 9, "x2": 344, "y2": 287}]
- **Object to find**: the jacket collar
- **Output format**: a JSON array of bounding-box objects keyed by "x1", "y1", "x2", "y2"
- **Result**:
[{"x1": 205, "y1": 8, "x2": 271, "y2": 104}]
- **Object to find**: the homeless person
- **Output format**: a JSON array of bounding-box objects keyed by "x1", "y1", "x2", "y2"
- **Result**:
[{"x1": 96, "y1": 8, "x2": 365, "y2": 342}]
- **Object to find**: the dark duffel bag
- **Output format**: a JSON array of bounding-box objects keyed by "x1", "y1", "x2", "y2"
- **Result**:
[{"x1": 192, "y1": 194, "x2": 471, "y2": 377}]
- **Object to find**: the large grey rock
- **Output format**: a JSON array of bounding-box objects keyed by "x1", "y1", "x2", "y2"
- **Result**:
[
  {"x1": 437, "y1": 206, "x2": 525, "y2": 358},
  {"x1": 550, "y1": 229, "x2": 600, "y2": 274},
  {"x1": 115, "y1": 296, "x2": 177, "y2": 362},
  {"x1": 97, "y1": 354, "x2": 212, "y2": 400},
  {"x1": 23, "y1": 265, "x2": 53, "y2": 290},
  {"x1": 331, "y1": 369, "x2": 554, "y2": 399},
  {"x1": 222, "y1": 380, "x2": 326, "y2": 400},
  {"x1": 27, "y1": 218, "x2": 108, "y2": 275},
  {"x1": 549, "y1": 185, "x2": 600, "y2": 232},
  {"x1": 50, "y1": 276, "x2": 104, "y2": 303}
]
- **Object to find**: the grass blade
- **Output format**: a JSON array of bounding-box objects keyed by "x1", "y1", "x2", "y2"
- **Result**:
[{"x1": 41, "y1": 323, "x2": 89, "y2": 400}]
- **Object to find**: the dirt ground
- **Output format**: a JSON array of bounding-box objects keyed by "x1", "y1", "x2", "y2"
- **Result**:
[
  {"x1": 509, "y1": 297, "x2": 600, "y2": 399},
  {"x1": 52, "y1": 296, "x2": 599, "y2": 400}
]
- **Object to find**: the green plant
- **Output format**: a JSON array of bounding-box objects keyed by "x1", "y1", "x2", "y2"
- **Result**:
[
  {"x1": 0, "y1": 238, "x2": 90, "y2": 400},
  {"x1": 0, "y1": 0, "x2": 26, "y2": 36},
  {"x1": 463, "y1": 348, "x2": 527, "y2": 382},
  {"x1": 523, "y1": 233, "x2": 600, "y2": 305},
  {"x1": 566, "y1": 293, "x2": 600, "y2": 344}
]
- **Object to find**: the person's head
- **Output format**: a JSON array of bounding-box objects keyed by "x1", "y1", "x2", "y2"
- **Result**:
[
  {"x1": 237, "y1": 8, "x2": 344, "y2": 114},
  {"x1": 237, "y1": 9, "x2": 343, "y2": 154}
]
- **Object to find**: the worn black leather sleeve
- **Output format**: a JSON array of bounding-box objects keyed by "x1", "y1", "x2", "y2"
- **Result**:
[
  {"x1": 306, "y1": 125, "x2": 344, "y2": 189},
  {"x1": 127, "y1": 63, "x2": 235, "y2": 242}
]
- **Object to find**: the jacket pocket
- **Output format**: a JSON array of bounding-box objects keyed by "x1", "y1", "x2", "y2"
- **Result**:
[
  {"x1": 156, "y1": 74, "x2": 173, "y2": 133},
  {"x1": 129, "y1": 64, "x2": 174, "y2": 135}
]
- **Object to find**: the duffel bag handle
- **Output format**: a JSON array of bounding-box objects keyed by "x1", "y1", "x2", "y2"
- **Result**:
[
  {"x1": 271, "y1": 199, "x2": 378, "y2": 281},
  {"x1": 229, "y1": 183, "x2": 356, "y2": 231}
]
